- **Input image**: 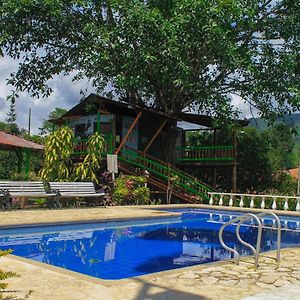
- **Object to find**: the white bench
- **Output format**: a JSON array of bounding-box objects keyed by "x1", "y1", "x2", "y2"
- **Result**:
[
  {"x1": 49, "y1": 182, "x2": 105, "y2": 208},
  {"x1": 0, "y1": 181, "x2": 56, "y2": 210}
]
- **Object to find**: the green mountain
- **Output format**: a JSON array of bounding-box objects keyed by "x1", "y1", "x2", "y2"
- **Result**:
[{"x1": 248, "y1": 113, "x2": 300, "y2": 144}]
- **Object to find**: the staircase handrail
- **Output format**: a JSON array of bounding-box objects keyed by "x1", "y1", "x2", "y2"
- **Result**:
[
  {"x1": 121, "y1": 145, "x2": 213, "y2": 191},
  {"x1": 119, "y1": 155, "x2": 210, "y2": 200},
  {"x1": 120, "y1": 147, "x2": 213, "y2": 200},
  {"x1": 118, "y1": 161, "x2": 201, "y2": 204}
]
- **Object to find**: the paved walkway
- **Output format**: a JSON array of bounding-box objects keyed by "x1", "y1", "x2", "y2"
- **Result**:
[
  {"x1": 0, "y1": 205, "x2": 180, "y2": 227},
  {"x1": 0, "y1": 205, "x2": 300, "y2": 300}
]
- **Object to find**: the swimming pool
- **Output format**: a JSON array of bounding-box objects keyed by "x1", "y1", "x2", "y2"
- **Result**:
[{"x1": 1, "y1": 208, "x2": 300, "y2": 280}]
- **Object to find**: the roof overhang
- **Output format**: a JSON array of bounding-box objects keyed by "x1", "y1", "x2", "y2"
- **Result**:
[
  {"x1": 0, "y1": 131, "x2": 44, "y2": 151},
  {"x1": 50, "y1": 94, "x2": 249, "y2": 128}
]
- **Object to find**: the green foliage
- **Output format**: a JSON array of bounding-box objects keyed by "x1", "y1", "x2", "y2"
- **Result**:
[
  {"x1": 264, "y1": 172, "x2": 298, "y2": 197},
  {"x1": 40, "y1": 127, "x2": 105, "y2": 182},
  {"x1": 186, "y1": 125, "x2": 233, "y2": 147},
  {"x1": 74, "y1": 132, "x2": 105, "y2": 183},
  {"x1": 39, "y1": 126, "x2": 74, "y2": 181},
  {"x1": 0, "y1": 0, "x2": 299, "y2": 121},
  {"x1": 264, "y1": 124, "x2": 296, "y2": 172},
  {"x1": 0, "y1": 250, "x2": 19, "y2": 296},
  {"x1": 237, "y1": 125, "x2": 297, "y2": 193},
  {"x1": 186, "y1": 124, "x2": 298, "y2": 194},
  {"x1": 0, "y1": 121, "x2": 24, "y2": 136},
  {"x1": 5, "y1": 98, "x2": 16, "y2": 124},
  {"x1": 30, "y1": 198, "x2": 48, "y2": 208},
  {"x1": 113, "y1": 175, "x2": 150, "y2": 205},
  {"x1": 0, "y1": 151, "x2": 18, "y2": 180},
  {"x1": 0, "y1": 120, "x2": 44, "y2": 180},
  {"x1": 167, "y1": 174, "x2": 179, "y2": 204},
  {"x1": 39, "y1": 107, "x2": 68, "y2": 136},
  {"x1": 237, "y1": 127, "x2": 272, "y2": 192}
]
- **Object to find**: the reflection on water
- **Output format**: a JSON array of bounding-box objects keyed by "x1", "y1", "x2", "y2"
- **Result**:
[{"x1": 0, "y1": 210, "x2": 300, "y2": 279}]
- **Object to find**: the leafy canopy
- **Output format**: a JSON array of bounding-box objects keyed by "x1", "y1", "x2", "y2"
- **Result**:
[
  {"x1": 0, "y1": 0, "x2": 299, "y2": 120},
  {"x1": 39, "y1": 107, "x2": 68, "y2": 135}
]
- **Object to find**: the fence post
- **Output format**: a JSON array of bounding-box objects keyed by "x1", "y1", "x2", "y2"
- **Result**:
[{"x1": 239, "y1": 195, "x2": 244, "y2": 207}]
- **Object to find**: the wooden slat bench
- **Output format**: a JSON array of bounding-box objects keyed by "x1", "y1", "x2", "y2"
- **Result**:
[
  {"x1": 49, "y1": 182, "x2": 105, "y2": 208},
  {"x1": 0, "y1": 181, "x2": 56, "y2": 210}
]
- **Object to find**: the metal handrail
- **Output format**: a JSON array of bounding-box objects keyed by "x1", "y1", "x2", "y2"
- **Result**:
[
  {"x1": 119, "y1": 146, "x2": 214, "y2": 200},
  {"x1": 257, "y1": 212, "x2": 281, "y2": 264},
  {"x1": 219, "y1": 213, "x2": 262, "y2": 267},
  {"x1": 235, "y1": 217, "x2": 262, "y2": 268},
  {"x1": 218, "y1": 212, "x2": 281, "y2": 268}
]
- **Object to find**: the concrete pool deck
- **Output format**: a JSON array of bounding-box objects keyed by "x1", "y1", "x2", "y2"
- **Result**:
[{"x1": 1, "y1": 204, "x2": 300, "y2": 300}]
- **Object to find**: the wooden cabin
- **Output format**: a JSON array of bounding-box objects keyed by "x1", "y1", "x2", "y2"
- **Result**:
[{"x1": 52, "y1": 94, "x2": 248, "y2": 191}]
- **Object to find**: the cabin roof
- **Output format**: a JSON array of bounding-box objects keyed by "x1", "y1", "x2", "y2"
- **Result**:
[
  {"x1": 51, "y1": 94, "x2": 248, "y2": 128},
  {"x1": 0, "y1": 131, "x2": 44, "y2": 151}
]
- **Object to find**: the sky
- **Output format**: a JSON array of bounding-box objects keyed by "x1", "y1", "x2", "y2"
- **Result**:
[
  {"x1": 0, "y1": 55, "x2": 254, "y2": 134},
  {"x1": 0, "y1": 56, "x2": 96, "y2": 134}
]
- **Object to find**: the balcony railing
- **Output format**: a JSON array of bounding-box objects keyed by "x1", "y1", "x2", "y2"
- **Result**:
[
  {"x1": 176, "y1": 145, "x2": 235, "y2": 162},
  {"x1": 73, "y1": 133, "x2": 114, "y2": 156}
]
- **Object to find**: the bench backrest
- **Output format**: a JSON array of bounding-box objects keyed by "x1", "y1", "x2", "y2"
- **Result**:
[
  {"x1": 0, "y1": 181, "x2": 46, "y2": 194},
  {"x1": 49, "y1": 182, "x2": 97, "y2": 195}
]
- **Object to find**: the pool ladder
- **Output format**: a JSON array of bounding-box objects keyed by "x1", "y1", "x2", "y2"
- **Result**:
[{"x1": 218, "y1": 212, "x2": 281, "y2": 268}]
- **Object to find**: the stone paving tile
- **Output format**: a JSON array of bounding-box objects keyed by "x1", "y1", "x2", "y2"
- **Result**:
[
  {"x1": 149, "y1": 248, "x2": 300, "y2": 300},
  {"x1": 0, "y1": 206, "x2": 179, "y2": 227},
  {"x1": 2, "y1": 247, "x2": 300, "y2": 300}
]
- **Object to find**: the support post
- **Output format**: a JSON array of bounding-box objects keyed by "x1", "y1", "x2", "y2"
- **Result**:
[
  {"x1": 115, "y1": 112, "x2": 142, "y2": 155},
  {"x1": 213, "y1": 129, "x2": 217, "y2": 188},
  {"x1": 297, "y1": 158, "x2": 300, "y2": 196},
  {"x1": 25, "y1": 148, "x2": 31, "y2": 180},
  {"x1": 232, "y1": 127, "x2": 237, "y2": 193},
  {"x1": 28, "y1": 108, "x2": 31, "y2": 136},
  {"x1": 111, "y1": 116, "x2": 116, "y2": 153},
  {"x1": 15, "y1": 149, "x2": 23, "y2": 180},
  {"x1": 97, "y1": 110, "x2": 101, "y2": 133},
  {"x1": 143, "y1": 119, "x2": 168, "y2": 154}
]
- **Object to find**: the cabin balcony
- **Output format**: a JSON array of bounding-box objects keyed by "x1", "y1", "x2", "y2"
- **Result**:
[
  {"x1": 72, "y1": 133, "x2": 114, "y2": 159},
  {"x1": 175, "y1": 145, "x2": 235, "y2": 167}
]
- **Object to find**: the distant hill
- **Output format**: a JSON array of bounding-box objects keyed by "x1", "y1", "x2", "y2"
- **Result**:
[{"x1": 248, "y1": 113, "x2": 300, "y2": 144}]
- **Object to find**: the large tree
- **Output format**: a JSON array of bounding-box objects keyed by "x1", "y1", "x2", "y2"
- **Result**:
[{"x1": 0, "y1": 0, "x2": 299, "y2": 161}]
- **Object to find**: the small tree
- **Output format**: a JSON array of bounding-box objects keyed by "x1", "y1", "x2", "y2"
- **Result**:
[
  {"x1": 5, "y1": 98, "x2": 16, "y2": 124},
  {"x1": 74, "y1": 132, "x2": 105, "y2": 183},
  {"x1": 40, "y1": 127, "x2": 105, "y2": 182},
  {"x1": 39, "y1": 126, "x2": 74, "y2": 181}
]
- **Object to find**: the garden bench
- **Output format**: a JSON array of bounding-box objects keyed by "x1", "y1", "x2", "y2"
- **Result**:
[
  {"x1": 49, "y1": 182, "x2": 105, "y2": 208},
  {"x1": 0, "y1": 181, "x2": 56, "y2": 210}
]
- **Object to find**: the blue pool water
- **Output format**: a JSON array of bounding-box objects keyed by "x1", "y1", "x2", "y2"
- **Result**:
[{"x1": 1, "y1": 208, "x2": 300, "y2": 280}]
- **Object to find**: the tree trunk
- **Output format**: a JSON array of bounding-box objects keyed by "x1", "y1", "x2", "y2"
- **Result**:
[{"x1": 161, "y1": 120, "x2": 178, "y2": 165}]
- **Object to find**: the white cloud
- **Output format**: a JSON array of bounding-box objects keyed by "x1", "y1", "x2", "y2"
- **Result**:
[
  {"x1": 0, "y1": 56, "x2": 95, "y2": 134},
  {"x1": 231, "y1": 94, "x2": 259, "y2": 119}
]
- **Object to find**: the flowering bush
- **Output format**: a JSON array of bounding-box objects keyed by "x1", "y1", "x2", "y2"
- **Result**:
[{"x1": 113, "y1": 175, "x2": 150, "y2": 205}]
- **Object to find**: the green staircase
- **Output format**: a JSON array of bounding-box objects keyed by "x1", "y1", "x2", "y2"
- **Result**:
[{"x1": 118, "y1": 146, "x2": 214, "y2": 203}]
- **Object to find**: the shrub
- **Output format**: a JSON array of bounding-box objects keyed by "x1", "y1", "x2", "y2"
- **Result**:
[{"x1": 113, "y1": 175, "x2": 150, "y2": 205}]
